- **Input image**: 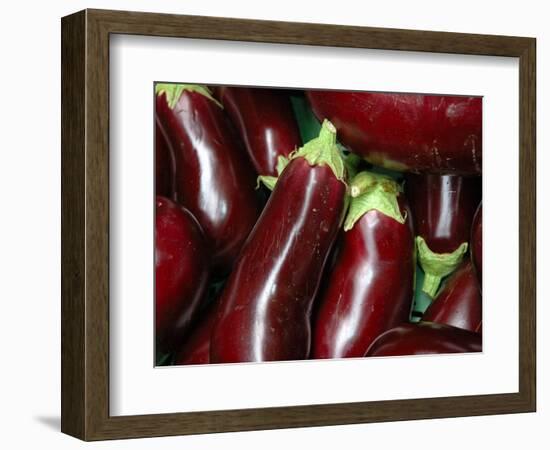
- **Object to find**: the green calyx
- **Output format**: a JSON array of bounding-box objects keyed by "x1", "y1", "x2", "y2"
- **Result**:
[
  {"x1": 292, "y1": 120, "x2": 346, "y2": 182},
  {"x1": 343, "y1": 171, "x2": 405, "y2": 231},
  {"x1": 155, "y1": 83, "x2": 222, "y2": 109},
  {"x1": 416, "y1": 236, "x2": 468, "y2": 297},
  {"x1": 258, "y1": 120, "x2": 345, "y2": 190}
]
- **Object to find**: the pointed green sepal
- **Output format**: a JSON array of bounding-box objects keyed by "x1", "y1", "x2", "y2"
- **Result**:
[
  {"x1": 416, "y1": 236, "x2": 468, "y2": 297},
  {"x1": 155, "y1": 83, "x2": 222, "y2": 109},
  {"x1": 291, "y1": 120, "x2": 345, "y2": 182},
  {"x1": 343, "y1": 171, "x2": 405, "y2": 231},
  {"x1": 257, "y1": 175, "x2": 278, "y2": 191}
]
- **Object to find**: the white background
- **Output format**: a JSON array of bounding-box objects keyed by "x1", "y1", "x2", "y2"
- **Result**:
[
  {"x1": 0, "y1": 0, "x2": 547, "y2": 448},
  {"x1": 110, "y1": 36, "x2": 518, "y2": 415}
]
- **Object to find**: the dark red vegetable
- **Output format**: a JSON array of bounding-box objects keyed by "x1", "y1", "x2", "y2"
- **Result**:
[
  {"x1": 155, "y1": 196, "x2": 210, "y2": 352},
  {"x1": 175, "y1": 302, "x2": 219, "y2": 366},
  {"x1": 422, "y1": 260, "x2": 481, "y2": 332},
  {"x1": 366, "y1": 322, "x2": 482, "y2": 357},
  {"x1": 306, "y1": 90, "x2": 482, "y2": 175},
  {"x1": 210, "y1": 121, "x2": 347, "y2": 363},
  {"x1": 471, "y1": 203, "x2": 482, "y2": 285},
  {"x1": 405, "y1": 173, "x2": 481, "y2": 297},
  {"x1": 155, "y1": 120, "x2": 175, "y2": 198},
  {"x1": 213, "y1": 86, "x2": 302, "y2": 177},
  {"x1": 312, "y1": 172, "x2": 415, "y2": 358},
  {"x1": 155, "y1": 84, "x2": 261, "y2": 272}
]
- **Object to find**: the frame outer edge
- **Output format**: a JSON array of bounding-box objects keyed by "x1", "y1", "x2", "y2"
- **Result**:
[
  {"x1": 60, "y1": 8, "x2": 537, "y2": 440},
  {"x1": 518, "y1": 38, "x2": 536, "y2": 411},
  {"x1": 61, "y1": 10, "x2": 87, "y2": 440}
]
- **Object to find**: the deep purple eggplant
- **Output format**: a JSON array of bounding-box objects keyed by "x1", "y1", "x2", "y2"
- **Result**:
[
  {"x1": 422, "y1": 260, "x2": 481, "y2": 332},
  {"x1": 471, "y1": 203, "x2": 482, "y2": 285},
  {"x1": 155, "y1": 84, "x2": 262, "y2": 272},
  {"x1": 366, "y1": 322, "x2": 482, "y2": 357},
  {"x1": 306, "y1": 90, "x2": 482, "y2": 174},
  {"x1": 175, "y1": 301, "x2": 218, "y2": 366},
  {"x1": 213, "y1": 86, "x2": 302, "y2": 177},
  {"x1": 405, "y1": 173, "x2": 481, "y2": 297},
  {"x1": 155, "y1": 196, "x2": 210, "y2": 352},
  {"x1": 155, "y1": 120, "x2": 175, "y2": 198},
  {"x1": 312, "y1": 172, "x2": 415, "y2": 358},
  {"x1": 210, "y1": 121, "x2": 347, "y2": 363}
]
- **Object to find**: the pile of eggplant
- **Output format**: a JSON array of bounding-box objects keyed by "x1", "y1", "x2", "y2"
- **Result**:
[{"x1": 155, "y1": 84, "x2": 483, "y2": 365}]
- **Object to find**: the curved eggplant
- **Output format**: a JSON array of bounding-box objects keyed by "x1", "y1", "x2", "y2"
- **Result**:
[
  {"x1": 312, "y1": 172, "x2": 415, "y2": 358},
  {"x1": 210, "y1": 121, "x2": 347, "y2": 363},
  {"x1": 405, "y1": 173, "x2": 481, "y2": 297},
  {"x1": 422, "y1": 260, "x2": 481, "y2": 332},
  {"x1": 366, "y1": 322, "x2": 482, "y2": 357},
  {"x1": 471, "y1": 203, "x2": 482, "y2": 285},
  {"x1": 213, "y1": 86, "x2": 302, "y2": 177},
  {"x1": 306, "y1": 90, "x2": 482, "y2": 174},
  {"x1": 155, "y1": 120, "x2": 175, "y2": 198},
  {"x1": 155, "y1": 84, "x2": 261, "y2": 272},
  {"x1": 155, "y1": 196, "x2": 210, "y2": 352}
]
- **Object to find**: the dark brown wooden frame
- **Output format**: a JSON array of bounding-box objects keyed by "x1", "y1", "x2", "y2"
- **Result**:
[{"x1": 61, "y1": 8, "x2": 536, "y2": 441}]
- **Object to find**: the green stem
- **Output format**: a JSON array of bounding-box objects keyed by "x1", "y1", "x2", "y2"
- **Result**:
[
  {"x1": 155, "y1": 83, "x2": 222, "y2": 109},
  {"x1": 292, "y1": 120, "x2": 345, "y2": 181},
  {"x1": 343, "y1": 170, "x2": 405, "y2": 231},
  {"x1": 416, "y1": 236, "x2": 468, "y2": 297}
]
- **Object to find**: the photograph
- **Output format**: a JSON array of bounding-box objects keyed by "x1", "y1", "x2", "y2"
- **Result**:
[{"x1": 154, "y1": 84, "x2": 483, "y2": 366}]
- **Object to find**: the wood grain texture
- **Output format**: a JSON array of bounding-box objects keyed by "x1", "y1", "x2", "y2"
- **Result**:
[
  {"x1": 61, "y1": 10, "x2": 86, "y2": 439},
  {"x1": 60, "y1": 8, "x2": 537, "y2": 441}
]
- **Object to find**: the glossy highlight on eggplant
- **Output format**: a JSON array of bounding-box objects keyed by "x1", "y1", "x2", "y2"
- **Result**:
[
  {"x1": 213, "y1": 86, "x2": 302, "y2": 177},
  {"x1": 155, "y1": 196, "x2": 210, "y2": 353},
  {"x1": 312, "y1": 172, "x2": 415, "y2": 358},
  {"x1": 405, "y1": 173, "x2": 481, "y2": 296},
  {"x1": 307, "y1": 90, "x2": 482, "y2": 174},
  {"x1": 155, "y1": 84, "x2": 262, "y2": 273},
  {"x1": 422, "y1": 260, "x2": 481, "y2": 332},
  {"x1": 210, "y1": 121, "x2": 347, "y2": 363},
  {"x1": 366, "y1": 322, "x2": 482, "y2": 357}
]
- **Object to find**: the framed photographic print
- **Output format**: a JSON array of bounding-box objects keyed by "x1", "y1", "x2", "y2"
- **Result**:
[{"x1": 61, "y1": 9, "x2": 536, "y2": 441}]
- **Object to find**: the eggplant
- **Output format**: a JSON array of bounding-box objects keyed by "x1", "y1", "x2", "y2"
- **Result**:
[
  {"x1": 210, "y1": 121, "x2": 347, "y2": 363},
  {"x1": 405, "y1": 173, "x2": 481, "y2": 297},
  {"x1": 155, "y1": 121, "x2": 175, "y2": 198},
  {"x1": 155, "y1": 196, "x2": 210, "y2": 352},
  {"x1": 422, "y1": 260, "x2": 481, "y2": 332},
  {"x1": 471, "y1": 203, "x2": 482, "y2": 285},
  {"x1": 175, "y1": 302, "x2": 218, "y2": 366},
  {"x1": 366, "y1": 322, "x2": 482, "y2": 357},
  {"x1": 155, "y1": 84, "x2": 261, "y2": 272},
  {"x1": 213, "y1": 86, "x2": 302, "y2": 177},
  {"x1": 306, "y1": 90, "x2": 482, "y2": 175},
  {"x1": 312, "y1": 171, "x2": 415, "y2": 358}
]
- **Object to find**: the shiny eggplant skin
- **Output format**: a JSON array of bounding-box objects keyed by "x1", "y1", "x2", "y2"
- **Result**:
[
  {"x1": 155, "y1": 196, "x2": 210, "y2": 352},
  {"x1": 422, "y1": 260, "x2": 482, "y2": 332},
  {"x1": 366, "y1": 322, "x2": 482, "y2": 357},
  {"x1": 175, "y1": 302, "x2": 218, "y2": 365},
  {"x1": 156, "y1": 89, "x2": 261, "y2": 272},
  {"x1": 210, "y1": 158, "x2": 347, "y2": 363},
  {"x1": 312, "y1": 196, "x2": 415, "y2": 359},
  {"x1": 471, "y1": 203, "x2": 483, "y2": 285},
  {"x1": 155, "y1": 120, "x2": 175, "y2": 198},
  {"x1": 214, "y1": 87, "x2": 302, "y2": 176},
  {"x1": 405, "y1": 174, "x2": 481, "y2": 254},
  {"x1": 306, "y1": 90, "x2": 482, "y2": 174}
]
